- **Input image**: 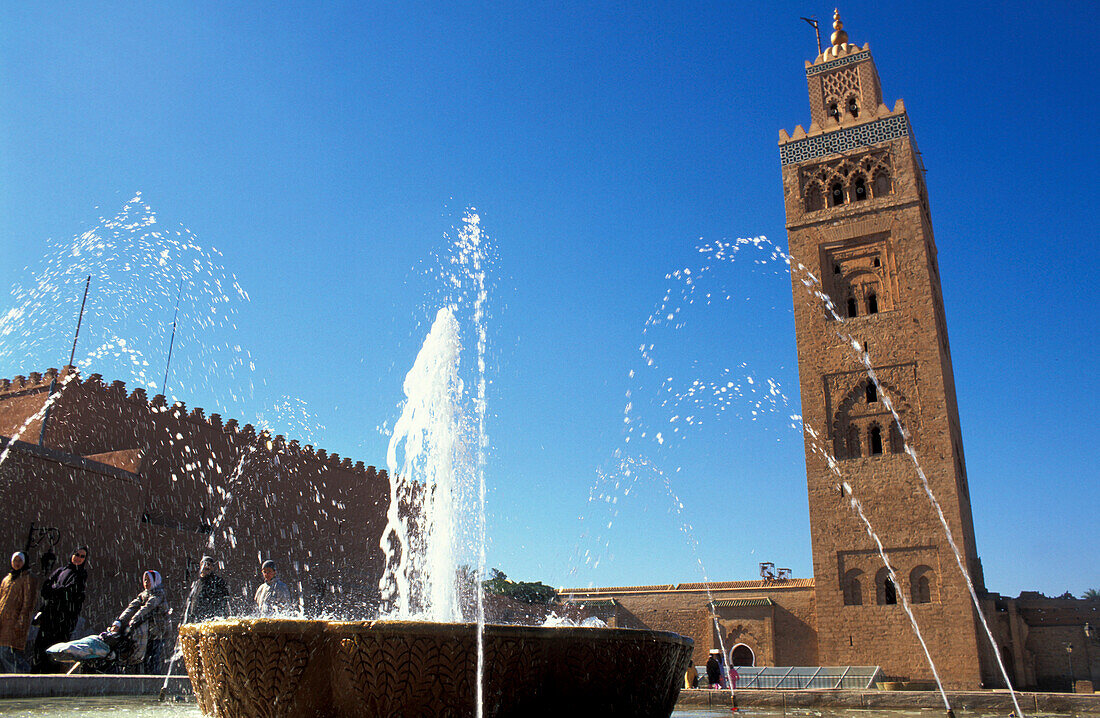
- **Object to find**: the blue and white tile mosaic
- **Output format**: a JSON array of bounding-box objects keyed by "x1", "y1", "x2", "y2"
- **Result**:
[
  {"x1": 806, "y1": 51, "x2": 871, "y2": 77},
  {"x1": 780, "y1": 115, "x2": 910, "y2": 166}
]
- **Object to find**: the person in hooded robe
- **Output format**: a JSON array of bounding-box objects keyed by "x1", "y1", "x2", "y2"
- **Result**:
[
  {"x1": 0, "y1": 552, "x2": 38, "y2": 672},
  {"x1": 32, "y1": 547, "x2": 88, "y2": 673},
  {"x1": 111, "y1": 569, "x2": 170, "y2": 674}
]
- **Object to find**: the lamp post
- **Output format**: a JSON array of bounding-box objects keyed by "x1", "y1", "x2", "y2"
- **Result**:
[
  {"x1": 1085, "y1": 623, "x2": 1094, "y2": 686},
  {"x1": 1065, "y1": 643, "x2": 1074, "y2": 692},
  {"x1": 23, "y1": 521, "x2": 60, "y2": 572}
]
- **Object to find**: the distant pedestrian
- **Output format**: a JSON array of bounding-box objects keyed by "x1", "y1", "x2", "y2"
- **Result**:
[
  {"x1": 254, "y1": 560, "x2": 293, "y2": 616},
  {"x1": 111, "y1": 570, "x2": 170, "y2": 673},
  {"x1": 706, "y1": 649, "x2": 722, "y2": 689},
  {"x1": 0, "y1": 552, "x2": 37, "y2": 673},
  {"x1": 32, "y1": 547, "x2": 88, "y2": 673},
  {"x1": 683, "y1": 663, "x2": 698, "y2": 689},
  {"x1": 187, "y1": 556, "x2": 230, "y2": 622}
]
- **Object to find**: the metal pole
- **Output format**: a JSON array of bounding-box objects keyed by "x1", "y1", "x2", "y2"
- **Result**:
[
  {"x1": 162, "y1": 279, "x2": 184, "y2": 394},
  {"x1": 67, "y1": 275, "x2": 91, "y2": 368},
  {"x1": 801, "y1": 17, "x2": 822, "y2": 55},
  {"x1": 22, "y1": 521, "x2": 35, "y2": 555},
  {"x1": 1067, "y1": 644, "x2": 1074, "y2": 691},
  {"x1": 38, "y1": 275, "x2": 91, "y2": 446}
]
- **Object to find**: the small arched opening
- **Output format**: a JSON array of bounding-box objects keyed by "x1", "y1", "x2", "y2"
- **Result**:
[
  {"x1": 910, "y1": 565, "x2": 936, "y2": 604},
  {"x1": 828, "y1": 102, "x2": 841, "y2": 122},
  {"x1": 853, "y1": 175, "x2": 868, "y2": 202},
  {"x1": 846, "y1": 425, "x2": 861, "y2": 459},
  {"x1": 846, "y1": 296, "x2": 858, "y2": 318},
  {"x1": 847, "y1": 95, "x2": 860, "y2": 118},
  {"x1": 865, "y1": 382, "x2": 878, "y2": 404},
  {"x1": 729, "y1": 643, "x2": 755, "y2": 667},
  {"x1": 876, "y1": 567, "x2": 898, "y2": 605},
  {"x1": 843, "y1": 569, "x2": 864, "y2": 606},
  {"x1": 830, "y1": 182, "x2": 845, "y2": 207},
  {"x1": 872, "y1": 171, "x2": 892, "y2": 198},
  {"x1": 889, "y1": 421, "x2": 905, "y2": 453},
  {"x1": 867, "y1": 292, "x2": 879, "y2": 314},
  {"x1": 805, "y1": 182, "x2": 824, "y2": 212},
  {"x1": 869, "y1": 425, "x2": 884, "y2": 455}
]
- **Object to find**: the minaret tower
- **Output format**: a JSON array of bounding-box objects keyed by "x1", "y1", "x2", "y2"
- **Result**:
[{"x1": 780, "y1": 11, "x2": 986, "y2": 688}]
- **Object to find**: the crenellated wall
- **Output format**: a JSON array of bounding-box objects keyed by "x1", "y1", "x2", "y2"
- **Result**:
[{"x1": 0, "y1": 368, "x2": 390, "y2": 648}]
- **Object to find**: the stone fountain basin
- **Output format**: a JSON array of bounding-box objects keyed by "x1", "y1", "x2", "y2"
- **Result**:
[{"x1": 179, "y1": 618, "x2": 693, "y2": 718}]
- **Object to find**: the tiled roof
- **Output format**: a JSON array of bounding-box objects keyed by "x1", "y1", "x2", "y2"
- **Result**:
[
  {"x1": 708, "y1": 598, "x2": 775, "y2": 608},
  {"x1": 558, "y1": 577, "x2": 814, "y2": 596},
  {"x1": 564, "y1": 598, "x2": 616, "y2": 607}
]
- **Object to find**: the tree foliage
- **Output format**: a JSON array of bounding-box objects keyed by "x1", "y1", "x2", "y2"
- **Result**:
[
  {"x1": 482, "y1": 569, "x2": 557, "y2": 605},
  {"x1": 1083, "y1": 588, "x2": 1100, "y2": 601}
]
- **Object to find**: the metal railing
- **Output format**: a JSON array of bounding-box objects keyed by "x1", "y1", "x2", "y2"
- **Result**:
[{"x1": 695, "y1": 665, "x2": 883, "y2": 690}]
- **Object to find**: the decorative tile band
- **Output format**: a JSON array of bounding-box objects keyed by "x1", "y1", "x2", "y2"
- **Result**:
[
  {"x1": 779, "y1": 115, "x2": 910, "y2": 166},
  {"x1": 806, "y1": 50, "x2": 871, "y2": 77}
]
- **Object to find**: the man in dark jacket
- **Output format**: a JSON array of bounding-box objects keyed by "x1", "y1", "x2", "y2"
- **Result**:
[
  {"x1": 705, "y1": 649, "x2": 723, "y2": 689},
  {"x1": 32, "y1": 547, "x2": 88, "y2": 673},
  {"x1": 188, "y1": 556, "x2": 230, "y2": 622}
]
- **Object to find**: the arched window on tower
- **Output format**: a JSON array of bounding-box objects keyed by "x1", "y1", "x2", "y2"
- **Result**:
[
  {"x1": 869, "y1": 425, "x2": 884, "y2": 455},
  {"x1": 847, "y1": 425, "x2": 861, "y2": 459},
  {"x1": 829, "y1": 102, "x2": 840, "y2": 122},
  {"x1": 865, "y1": 382, "x2": 877, "y2": 404},
  {"x1": 843, "y1": 569, "x2": 864, "y2": 605},
  {"x1": 876, "y1": 568, "x2": 898, "y2": 605},
  {"x1": 847, "y1": 95, "x2": 860, "y2": 118},
  {"x1": 853, "y1": 175, "x2": 868, "y2": 202},
  {"x1": 830, "y1": 182, "x2": 845, "y2": 207},
  {"x1": 805, "y1": 182, "x2": 824, "y2": 212},
  {"x1": 847, "y1": 296, "x2": 858, "y2": 318},
  {"x1": 889, "y1": 421, "x2": 905, "y2": 453},
  {"x1": 872, "y1": 170, "x2": 892, "y2": 198},
  {"x1": 910, "y1": 565, "x2": 936, "y2": 604},
  {"x1": 867, "y1": 292, "x2": 879, "y2": 314}
]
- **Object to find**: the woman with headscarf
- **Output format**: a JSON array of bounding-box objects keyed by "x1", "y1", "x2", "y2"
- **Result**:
[
  {"x1": 32, "y1": 547, "x2": 88, "y2": 673},
  {"x1": 0, "y1": 552, "x2": 38, "y2": 672},
  {"x1": 111, "y1": 569, "x2": 170, "y2": 673}
]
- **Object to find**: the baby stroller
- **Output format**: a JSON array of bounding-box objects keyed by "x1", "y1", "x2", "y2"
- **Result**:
[{"x1": 46, "y1": 622, "x2": 149, "y2": 674}]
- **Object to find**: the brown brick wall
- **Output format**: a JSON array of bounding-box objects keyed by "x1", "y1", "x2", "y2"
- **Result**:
[
  {"x1": 782, "y1": 45, "x2": 985, "y2": 688},
  {"x1": 562, "y1": 581, "x2": 818, "y2": 667},
  {"x1": 0, "y1": 368, "x2": 389, "y2": 640}
]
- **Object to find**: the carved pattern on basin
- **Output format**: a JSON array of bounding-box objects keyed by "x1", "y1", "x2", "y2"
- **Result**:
[{"x1": 179, "y1": 619, "x2": 693, "y2": 718}]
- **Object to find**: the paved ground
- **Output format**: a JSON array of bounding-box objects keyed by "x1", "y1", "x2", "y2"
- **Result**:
[
  {"x1": 679, "y1": 688, "x2": 1100, "y2": 714},
  {"x1": 0, "y1": 675, "x2": 191, "y2": 699},
  {"x1": 2, "y1": 675, "x2": 1097, "y2": 715}
]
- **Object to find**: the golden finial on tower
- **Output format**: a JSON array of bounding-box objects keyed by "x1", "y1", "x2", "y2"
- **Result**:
[{"x1": 830, "y1": 8, "x2": 849, "y2": 47}]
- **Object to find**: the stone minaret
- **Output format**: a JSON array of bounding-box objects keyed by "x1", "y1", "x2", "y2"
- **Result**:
[{"x1": 780, "y1": 11, "x2": 986, "y2": 688}]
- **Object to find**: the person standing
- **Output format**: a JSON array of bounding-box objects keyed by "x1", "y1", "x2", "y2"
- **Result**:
[
  {"x1": 32, "y1": 547, "x2": 88, "y2": 673},
  {"x1": 728, "y1": 662, "x2": 740, "y2": 711},
  {"x1": 0, "y1": 552, "x2": 37, "y2": 673},
  {"x1": 706, "y1": 649, "x2": 723, "y2": 689},
  {"x1": 111, "y1": 570, "x2": 170, "y2": 674},
  {"x1": 254, "y1": 560, "x2": 293, "y2": 616},
  {"x1": 187, "y1": 556, "x2": 230, "y2": 622}
]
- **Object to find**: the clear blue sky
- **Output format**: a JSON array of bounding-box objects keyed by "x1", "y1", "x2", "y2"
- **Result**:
[{"x1": 1, "y1": 2, "x2": 1096, "y2": 598}]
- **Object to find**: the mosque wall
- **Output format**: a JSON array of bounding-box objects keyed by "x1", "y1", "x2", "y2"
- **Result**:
[{"x1": 561, "y1": 579, "x2": 818, "y2": 668}]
